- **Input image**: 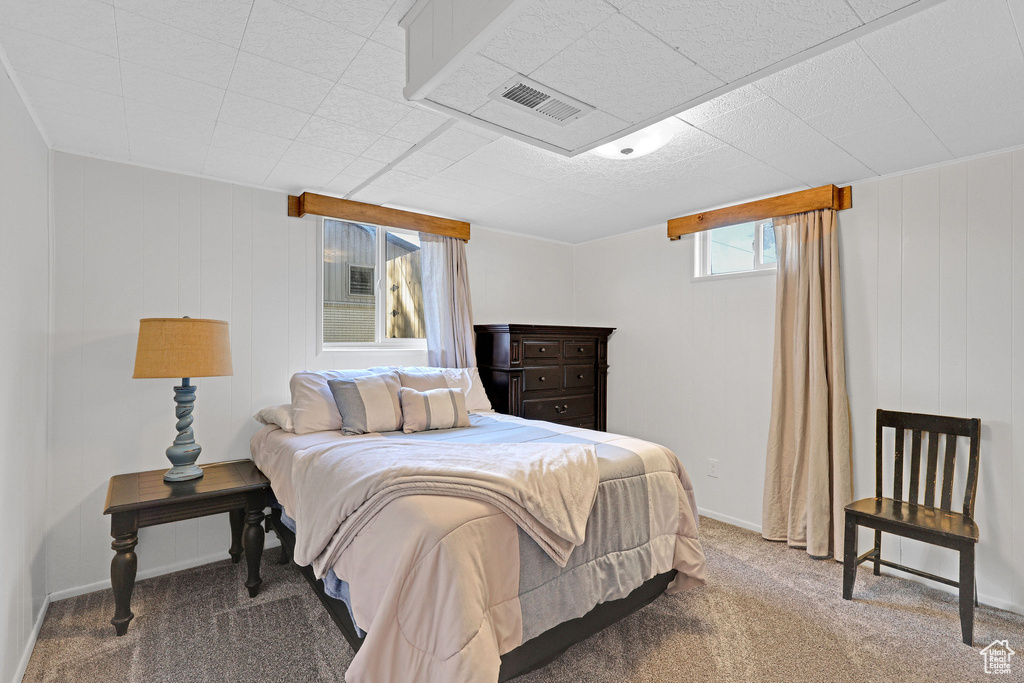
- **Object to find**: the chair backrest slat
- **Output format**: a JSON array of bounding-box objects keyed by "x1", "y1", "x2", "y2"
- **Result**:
[
  {"x1": 907, "y1": 430, "x2": 922, "y2": 504},
  {"x1": 876, "y1": 410, "x2": 981, "y2": 518},
  {"x1": 940, "y1": 433, "x2": 957, "y2": 511},
  {"x1": 923, "y1": 431, "x2": 940, "y2": 507},
  {"x1": 893, "y1": 428, "x2": 905, "y2": 503}
]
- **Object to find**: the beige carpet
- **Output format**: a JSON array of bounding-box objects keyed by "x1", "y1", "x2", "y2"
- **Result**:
[{"x1": 24, "y1": 518, "x2": 1024, "y2": 682}]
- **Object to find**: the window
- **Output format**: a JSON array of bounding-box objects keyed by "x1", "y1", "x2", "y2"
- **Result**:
[
  {"x1": 694, "y1": 219, "x2": 776, "y2": 279},
  {"x1": 321, "y1": 218, "x2": 426, "y2": 347}
]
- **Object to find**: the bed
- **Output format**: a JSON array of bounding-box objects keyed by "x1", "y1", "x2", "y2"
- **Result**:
[{"x1": 250, "y1": 375, "x2": 706, "y2": 683}]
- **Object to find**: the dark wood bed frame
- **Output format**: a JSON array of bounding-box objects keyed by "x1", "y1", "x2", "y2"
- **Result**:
[{"x1": 267, "y1": 508, "x2": 676, "y2": 680}]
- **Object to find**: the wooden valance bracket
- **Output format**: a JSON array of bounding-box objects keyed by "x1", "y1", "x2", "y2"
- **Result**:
[
  {"x1": 667, "y1": 184, "x2": 853, "y2": 240},
  {"x1": 288, "y1": 192, "x2": 471, "y2": 241}
]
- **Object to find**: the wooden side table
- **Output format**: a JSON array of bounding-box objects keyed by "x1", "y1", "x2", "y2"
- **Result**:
[{"x1": 102, "y1": 459, "x2": 271, "y2": 636}]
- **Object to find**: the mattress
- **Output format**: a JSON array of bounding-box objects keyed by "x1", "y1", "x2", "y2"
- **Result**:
[{"x1": 251, "y1": 412, "x2": 706, "y2": 682}]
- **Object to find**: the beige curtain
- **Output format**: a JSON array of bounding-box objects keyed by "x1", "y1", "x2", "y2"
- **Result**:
[
  {"x1": 421, "y1": 234, "x2": 477, "y2": 368},
  {"x1": 762, "y1": 209, "x2": 852, "y2": 559}
]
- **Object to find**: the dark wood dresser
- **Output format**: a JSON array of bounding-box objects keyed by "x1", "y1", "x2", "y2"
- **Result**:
[{"x1": 475, "y1": 324, "x2": 615, "y2": 431}]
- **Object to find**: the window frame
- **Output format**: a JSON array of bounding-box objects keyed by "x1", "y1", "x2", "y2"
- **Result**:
[
  {"x1": 693, "y1": 218, "x2": 777, "y2": 281},
  {"x1": 318, "y1": 217, "x2": 428, "y2": 353}
]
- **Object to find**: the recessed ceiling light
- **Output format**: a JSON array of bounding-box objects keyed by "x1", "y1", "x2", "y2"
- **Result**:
[{"x1": 589, "y1": 119, "x2": 677, "y2": 160}]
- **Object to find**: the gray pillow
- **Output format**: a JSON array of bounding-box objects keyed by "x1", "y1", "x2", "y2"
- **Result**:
[
  {"x1": 327, "y1": 372, "x2": 403, "y2": 435},
  {"x1": 398, "y1": 387, "x2": 470, "y2": 434}
]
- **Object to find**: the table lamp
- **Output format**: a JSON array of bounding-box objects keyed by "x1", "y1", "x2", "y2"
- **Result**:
[{"x1": 133, "y1": 317, "x2": 233, "y2": 482}]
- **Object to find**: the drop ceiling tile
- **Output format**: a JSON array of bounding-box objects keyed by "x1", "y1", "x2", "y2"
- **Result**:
[
  {"x1": 340, "y1": 156, "x2": 388, "y2": 181},
  {"x1": 529, "y1": 13, "x2": 724, "y2": 123},
  {"x1": 228, "y1": 51, "x2": 334, "y2": 114},
  {"x1": 203, "y1": 146, "x2": 278, "y2": 185},
  {"x1": 37, "y1": 105, "x2": 128, "y2": 157},
  {"x1": 120, "y1": 62, "x2": 226, "y2": 119},
  {"x1": 112, "y1": 0, "x2": 253, "y2": 47},
  {"x1": 471, "y1": 102, "x2": 627, "y2": 151},
  {"x1": 367, "y1": 0, "x2": 414, "y2": 51},
  {"x1": 480, "y1": 0, "x2": 616, "y2": 75},
  {"x1": 847, "y1": 0, "x2": 918, "y2": 22},
  {"x1": 802, "y1": 88, "x2": 913, "y2": 139},
  {"x1": 316, "y1": 83, "x2": 411, "y2": 135},
  {"x1": 428, "y1": 54, "x2": 515, "y2": 114},
  {"x1": 217, "y1": 91, "x2": 311, "y2": 137},
  {"x1": 279, "y1": 141, "x2": 356, "y2": 174},
  {"x1": 323, "y1": 174, "x2": 365, "y2": 196},
  {"x1": 857, "y1": 0, "x2": 1014, "y2": 89},
  {"x1": 622, "y1": 0, "x2": 862, "y2": 82},
  {"x1": 438, "y1": 159, "x2": 550, "y2": 196},
  {"x1": 386, "y1": 190, "x2": 488, "y2": 218},
  {"x1": 350, "y1": 184, "x2": 402, "y2": 205},
  {"x1": 832, "y1": 115, "x2": 952, "y2": 175},
  {"x1": 386, "y1": 107, "x2": 450, "y2": 143},
  {"x1": 0, "y1": 28, "x2": 122, "y2": 95},
  {"x1": 294, "y1": 116, "x2": 381, "y2": 156},
  {"x1": 676, "y1": 83, "x2": 765, "y2": 127},
  {"x1": 368, "y1": 169, "x2": 425, "y2": 192},
  {"x1": 128, "y1": 130, "x2": 208, "y2": 173},
  {"x1": 697, "y1": 150, "x2": 804, "y2": 197},
  {"x1": 413, "y1": 176, "x2": 515, "y2": 206},
  {"x1": 468, "y1": 136, "x2": 583, "y2": 182},
  {"x1": 755, "y1": 42, "x2": 894, "y2": 119},
  {"x1": 418, "y1": 127, "x2": 494, "y2": 161},
  {"x1": 265, "y1": 160, "x2": 340, "y2": 190},
  {"x1": 18, "y1": 73, "x2": 124, "y2": 122},
  {"x1": 0, "y1": 0, "x2": 117, "y2": 56},
  {"x1": 114, "y1": 9, "x2": 237, "y2": 88},
  {"x1": 336, "y1": 38, "x2": 406, "y2": 102},
  {"x1": 391, "y1": 151, "x2": 455, "y2": 178},
  {"x1": 240, "y1": 0, "x2": 365, "y2": 80},
  {"x1": 361, "y1": 135, "x2": 414, "y2": 163},
  {"x1": 274, "y1": 0, "x2": 387, "y2": 38},
  {"x1": 125, "y1": 99, "x2": 216, "y2": 146},
  {"x1": 210, "y1": 121, "x2": 293, "y2": 159},
  {"x1": 693, "y1": 96, "x2": 875, "y2": 186},
  {"x1": 898, "y1": 58, "x2": 1024, "y2": 157},
  {"x1": 454, "y1": 119, "x2": 502, "y2": 140}
]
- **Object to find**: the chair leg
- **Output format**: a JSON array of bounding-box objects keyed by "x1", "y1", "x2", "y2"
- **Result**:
[
  {"x1": 843, "y1": 514, "x2": 858, "y2": 600},
  {"x1": 872, "y1": 530, "x2": 881, "y2": 575},
  {"x1": 959, "y1": 543, "x2": 975, "y2": 646},
  {"x1": 975, "y1": 578, "x2": 979, "y2": 608}
]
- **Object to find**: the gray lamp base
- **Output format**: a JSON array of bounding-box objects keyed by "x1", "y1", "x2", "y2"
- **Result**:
[
  {"x1": 164, "y1": 463, "x2": 204, "y2": 482},
  {"x1": 164, "y1": 378, "x2": 205, "y2": 483}
]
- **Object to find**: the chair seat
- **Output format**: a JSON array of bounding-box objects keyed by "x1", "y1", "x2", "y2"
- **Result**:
[{"x1": 846, "y1": 497, "x2": 979, "y2": 543}]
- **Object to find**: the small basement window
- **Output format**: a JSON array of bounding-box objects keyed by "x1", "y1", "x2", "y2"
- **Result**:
[
  {"x1": 694, "y1": 219, "x2": 776, "y2": 279},
  {"x1": 347, "y1": 264, "x2": 375, "y2": 297}
]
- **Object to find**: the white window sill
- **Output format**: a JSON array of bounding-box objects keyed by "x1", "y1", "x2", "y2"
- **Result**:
[{"x1": 692, "y1": 267, "x2": 776, "y2": 283}]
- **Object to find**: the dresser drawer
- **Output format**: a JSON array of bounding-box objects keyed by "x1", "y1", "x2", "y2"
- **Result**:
[
  {"x1": 563, "y1": 341, "x2": 596, "y2": 359},
  {"x1": 563, "y1": 364, "x2": 595, "y2": 388},
  {"x1": 523, "y1": 395, "x2": 593, "y2": 422},
  {"x1": 555, "y1": 416, "x2": 596, "y2": 429},
  {"x1": 523, "y1": 340, "x2": 560, "y2": 360},
  {"x1": 524, "y1": 367, "x2": 561, "y2": 391}
]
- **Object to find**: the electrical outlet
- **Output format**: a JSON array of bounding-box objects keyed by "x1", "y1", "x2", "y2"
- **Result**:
[{"x1": 707, "y1": 458, "x2": 719, "y2": 478}]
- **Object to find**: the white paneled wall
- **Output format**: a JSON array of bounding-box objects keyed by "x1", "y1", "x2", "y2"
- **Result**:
[
  {"x1": 48, "y1": 153, "x2": 577, "y2": 599},
  {"x1": 0, "y1": 68, "x2": 49, "y2": 681},
  {"x1": 574, "y1": 149, "x2": 1024, "y2": 614}
]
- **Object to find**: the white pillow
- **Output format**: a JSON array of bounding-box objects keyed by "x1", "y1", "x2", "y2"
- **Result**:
[
  {"x1": 399, "y1": 387, "x2": 470, "y2": 433},
  {"x1": 290, "y1": 368, "x2": 390, "y2": 434},
  {"x1": 396, "y1": 366, "x2": 492, "y2": 412},
  {"x1": 253, "y1": 404, "x2": 294, "y2": 432}
]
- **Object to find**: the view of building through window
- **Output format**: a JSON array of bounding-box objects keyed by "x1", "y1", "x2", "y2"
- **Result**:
[
  {"x1": 323, "y1": 219, "x2": 425, "y2": 344},
  {"x1": 697, "y1": 219, "x2": 776, "y2": 278}
]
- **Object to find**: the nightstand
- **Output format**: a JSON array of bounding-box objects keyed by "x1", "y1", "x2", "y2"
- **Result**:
[{"x1": 102, "y1": 459, "x2": 271, "y2": 635}]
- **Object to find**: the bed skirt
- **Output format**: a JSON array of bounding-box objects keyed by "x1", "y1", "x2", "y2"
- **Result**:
[{"x1": 267, "y1": 508, "x2": 676, "y2": 681}]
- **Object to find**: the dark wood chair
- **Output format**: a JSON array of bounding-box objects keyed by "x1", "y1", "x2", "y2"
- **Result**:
[{"x1": 842, "y1": 409, "x2": 981, "y2": 645}]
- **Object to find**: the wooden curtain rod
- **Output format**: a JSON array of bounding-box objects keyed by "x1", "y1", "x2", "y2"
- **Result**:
[
  {"x1": 288, "y1": 192, "x2": 471, "y2": 241},
  {"x1": 667, "y1": 184, "x2": 853, "y2": 240}
]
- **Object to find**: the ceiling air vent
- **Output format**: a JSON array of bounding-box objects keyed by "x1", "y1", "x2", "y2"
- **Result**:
[{"x1": 489, "y1": 76, "x2": 594, "y2": 127}]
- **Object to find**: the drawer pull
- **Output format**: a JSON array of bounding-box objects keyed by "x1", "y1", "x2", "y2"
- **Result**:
[
  {"x1": 577, "y1": 374, "x2": 584, "y2": 379},
  {"x1": 577, "y1": 347, "x2": 584, "y2": 352},
  {"x1": 539, "y1": 347, "x2": 546, "y2": 352},
  {"x1": 540, "y1": 376, "x2": 546, "y2": 381},
  {"x1": 554, "y1": 404, "x2": 569, "y2": 414}
]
